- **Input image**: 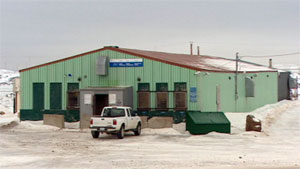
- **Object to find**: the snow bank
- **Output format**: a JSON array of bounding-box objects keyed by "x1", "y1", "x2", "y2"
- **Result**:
[
  {"x1": 226, "y1": 100, "x2": 297, "y2": 134},
  {"x1": 172, "y1": 123, "x2": 186, "y2": 134},
  {"x1": 0, "y1": 105, "x2": 12, "y2": 114},
  {"x1": 142, "y1": 128, "x2": 182, "y2": 136},
  {"x1": 0, "y1": 113, "x2": 19, "y2": 128},
  {"x1": 0, "y1": 84, "x2": 14, "y2": 114},
  {"x1": 14, "y1": 121, "x2": 60, "y2": 131},
  {"x1": 0, "y1": 114, "x2": 59, "y2": 131},
  {"x1": 0, "y1": 69, "x2": 19, "y2": 114},
  {"x1": 251, "y1": 100, "x2": 297, "y2": 132},
  {"x1": 141, "y1": 100, "x2": 296, "y2": 137},
  {"x1": 0, "y1": 69, "x2": 19, "y2": 85},
  {"x1": 64, "y1": 121, "x2": 80, "y2": 129}
]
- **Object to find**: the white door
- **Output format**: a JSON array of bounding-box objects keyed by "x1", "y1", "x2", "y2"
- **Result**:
[
  {"x1": 126, "y1": 108, "x2": 135, "y2": 129},
  {"x1": 129, "y1": 108, "x2": 138, "y2": 129}
]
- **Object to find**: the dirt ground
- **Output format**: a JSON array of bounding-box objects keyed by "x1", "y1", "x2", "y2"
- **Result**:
[{"x1": 1, "y1": 101, "x2": 300, "y2": 169}]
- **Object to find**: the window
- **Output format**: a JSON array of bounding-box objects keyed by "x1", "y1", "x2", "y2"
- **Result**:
[
  {"x1": 126, "y1": 108, "x2": 131, "y2": 117},
  {"x1": 129, "y1": 108, "x2": 136, "y2": 116},
  {"x1": 67, "y1": 83, "x2": 79, "y2": 110},
  {"x1": 138, "y1": 83, "x2": 150, "y2": 92},
  {"x1": 101, "y1": 108, "x2": 125, "y2": 117},
  {"x1": 174, "y1": 82, "x2": 187, "y2": 92},
  {"x1": 156, "y1": 83, "x2": 168, "y2": 92},
  {"x1": 174, "y1": 82, "x2": 187, "y2": 109},
  {"x1": 138, "y1": 83, "x2": 150, "y2": 110},
  {"x1": 156, "y1": 83, "x2": 168, "y2": 109}
]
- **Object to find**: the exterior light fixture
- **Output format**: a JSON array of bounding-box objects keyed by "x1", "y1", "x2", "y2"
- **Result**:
[{"x1": 194, "y1": 71, "x2": 201, "y2": 75}]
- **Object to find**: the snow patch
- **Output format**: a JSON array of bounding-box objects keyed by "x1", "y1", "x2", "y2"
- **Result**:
[
  {"x1": 14, "y1": 121, "x2": 60, "y2": 131},
  {"x1": 252, "y1": 117, "x2": 260, "y2": 123},
  {"x1": 142, "y1": 128, "x2": 182, "y2": 136}
]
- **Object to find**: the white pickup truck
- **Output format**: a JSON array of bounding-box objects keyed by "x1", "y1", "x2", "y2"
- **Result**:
[{"x1": 90, "y1": 106, "x2": 142, "y2": 139}]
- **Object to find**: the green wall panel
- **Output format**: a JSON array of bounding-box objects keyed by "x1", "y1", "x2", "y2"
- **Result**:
[{"x1": 197, "y1": 72, "x2": 278, "y2": 112}]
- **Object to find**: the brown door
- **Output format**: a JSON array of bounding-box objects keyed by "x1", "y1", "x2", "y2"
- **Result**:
[{"x1": 93, "y1": 94, "x2": 109, "y2": 116}]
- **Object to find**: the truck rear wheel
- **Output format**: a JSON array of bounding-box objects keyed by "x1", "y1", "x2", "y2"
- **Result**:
[
  {"x1": 117, "y1": 125, "x2": 124, "y2": 139},
  {"x1": 91, "y1": 131, "x2": 99, "y2": 138},
  {"x1": 134, "y1": 123, "x2": 141, "y2": 136}
]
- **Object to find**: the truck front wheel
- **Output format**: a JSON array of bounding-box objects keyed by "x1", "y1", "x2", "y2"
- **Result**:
[
  {"x1": 91, "y1": 131, "x2": 99, "y2": 138},
  {"x1": 117, "y1": 125, "x2": 125, "y2": 139}
]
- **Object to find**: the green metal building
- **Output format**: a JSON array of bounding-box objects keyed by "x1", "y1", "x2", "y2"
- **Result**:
[{"x1": 19, "y1": 46, "x2": 278, "y2": 126}]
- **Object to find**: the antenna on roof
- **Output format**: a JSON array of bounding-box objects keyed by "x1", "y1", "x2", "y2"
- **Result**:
[{"x1": 190, "y1": 42, "x2": 193, "y2": 55}]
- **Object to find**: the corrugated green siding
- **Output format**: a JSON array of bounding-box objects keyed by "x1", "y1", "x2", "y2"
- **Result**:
[
  {"x1": 20, "y1": 49, "x2": 198, "y2": 111},
  {"x1": 197, "y1": 72, "x2": 278, "y2": 112}
]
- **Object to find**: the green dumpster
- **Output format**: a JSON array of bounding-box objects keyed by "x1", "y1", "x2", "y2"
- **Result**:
[{"x1": 186, "y1": 112, "x2": 231, "y2": 134}]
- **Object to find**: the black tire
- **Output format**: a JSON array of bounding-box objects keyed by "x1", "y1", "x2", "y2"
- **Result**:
[
  {"x1": 134, "y1": 123, "x2": 141, "y2": 136},
  {"x1": 91, "y1": 131, "x2": 99, "y2": 138},
  {"x1": 117, "y1": 125, "x2": 125, "y2": 139}
]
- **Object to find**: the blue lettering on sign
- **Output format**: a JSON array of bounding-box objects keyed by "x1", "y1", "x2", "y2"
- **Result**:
[
  {"x1": 109, "y1": 62, "x2": 144, "y2": 67},
  {"x1": 190, "y1": 87, "x2": 197, "y2": 102},
  {"x1": 109, "y1": 59, "x2": 144, "y2": 67}
]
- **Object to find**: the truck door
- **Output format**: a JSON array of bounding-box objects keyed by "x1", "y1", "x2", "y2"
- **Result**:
[
  {"x1": 125, "y1": 108, "x2": 133, "y2": 129},
  {"x1": 127, "y1": 108, "x2": 137, "y2": 129},
  {"x1": 123, "y1": 109, "x2": 130, "y2": 130}
]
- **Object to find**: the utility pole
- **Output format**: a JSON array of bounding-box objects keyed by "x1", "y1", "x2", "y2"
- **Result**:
[{"x1": 235, "y1": 52, "x2": 239, "y2": 100}]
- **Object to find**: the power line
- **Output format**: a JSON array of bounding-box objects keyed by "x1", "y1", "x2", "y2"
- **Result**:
[
  {"x1": 240, "y1": 52, "x2": 300, "y2": 58},
  {"x1": 276, "y1": 68, "x2": 300, "y2": 70}
]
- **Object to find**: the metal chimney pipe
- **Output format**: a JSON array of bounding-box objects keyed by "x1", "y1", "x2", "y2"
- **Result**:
[
  {"x1": 197, "y1": 46, "x2": 200, "y2": 56},
  {"x1": 190, "y1": 42, "x2": 193, "y2": 55},
  {"x1": 269, "y1": 58, "x2": 272, "y2": 68}
]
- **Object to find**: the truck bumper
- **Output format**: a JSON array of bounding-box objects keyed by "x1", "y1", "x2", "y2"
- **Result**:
[{"x1": 90, "y1": 126, "x2": 116, "y2": 132}]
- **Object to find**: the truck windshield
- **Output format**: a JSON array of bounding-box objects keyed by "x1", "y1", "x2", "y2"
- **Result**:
[{"x1": 101, "y1": 108, "x2": 125, "y2": 117}]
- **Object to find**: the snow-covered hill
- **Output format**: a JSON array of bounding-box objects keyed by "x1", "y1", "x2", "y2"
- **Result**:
[
  {"x1": 0, "y1": 69, "x2": 19, "y2": 85},
  {"x1": 0, "y1": 69, "x2": 19, "y2": 114}
]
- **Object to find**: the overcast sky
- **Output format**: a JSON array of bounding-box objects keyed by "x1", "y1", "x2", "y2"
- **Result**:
[{"x1": 0, "y1": 0, "x2": 299, "y2": 71}]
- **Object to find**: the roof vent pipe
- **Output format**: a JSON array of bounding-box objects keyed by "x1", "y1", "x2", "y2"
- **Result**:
[
  {"x1": 197, "y1": 46, "x2": 200, "y2": 56},
  {"x1": 190, "y1": 42, "x2": 193, "y2": 55},
  {"x1": 269, "y1": 58, "x2": 272, "y2": 68}
]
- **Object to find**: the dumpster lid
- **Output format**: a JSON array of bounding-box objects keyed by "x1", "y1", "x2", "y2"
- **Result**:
[{"x1": 188, "y1": 112, "x2": 230, "y2": 124}]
